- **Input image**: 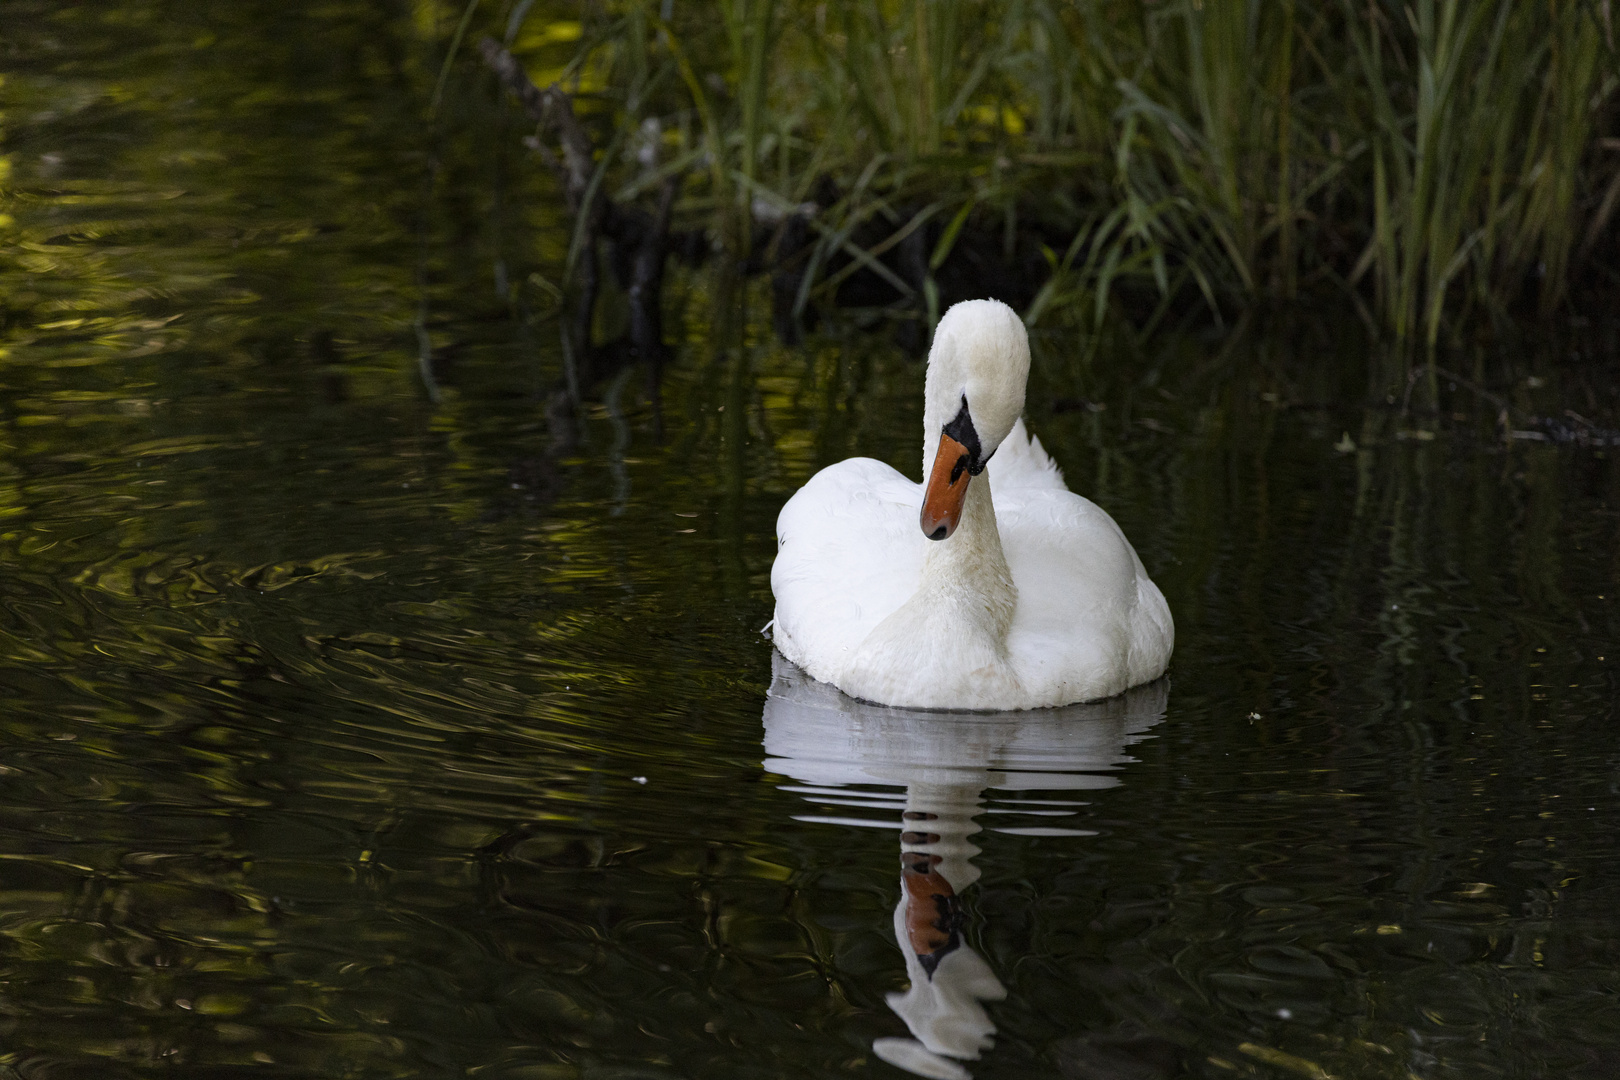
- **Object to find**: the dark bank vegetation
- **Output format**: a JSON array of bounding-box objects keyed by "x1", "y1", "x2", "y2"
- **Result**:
[{"x1": 475, "y1": 0, "x2": 1620, "y2": 395}]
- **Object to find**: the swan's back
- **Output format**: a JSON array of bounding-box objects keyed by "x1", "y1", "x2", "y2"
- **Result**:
[
  {"x1": 987, "y1": 418, "x2": 1066, "y2": 492},
  {"x1": 770, "y1": 457, "x2": 923, "y2": 687},
  {"x1": 996, "y1": 485, "x2": 1172, "y2": 704}
]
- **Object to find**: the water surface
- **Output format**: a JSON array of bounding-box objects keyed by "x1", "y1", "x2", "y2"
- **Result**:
[{"x1": 2, "y1": 4, "x2": 1619, "y2": 1078}]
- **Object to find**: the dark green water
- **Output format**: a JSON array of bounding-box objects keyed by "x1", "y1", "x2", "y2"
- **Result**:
[{"x1": 3, "y1": 4, "x2": 1619, "y2": 1078}]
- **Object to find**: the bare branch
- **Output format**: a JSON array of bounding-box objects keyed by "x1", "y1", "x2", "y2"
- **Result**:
[{"x1": 480, "y1": 37, "x2": 596, "y2": 216}]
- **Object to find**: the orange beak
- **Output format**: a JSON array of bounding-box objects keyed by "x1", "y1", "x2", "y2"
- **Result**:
[{"x1": 920, "y1": 431, "x2": 972, "y2": 540}]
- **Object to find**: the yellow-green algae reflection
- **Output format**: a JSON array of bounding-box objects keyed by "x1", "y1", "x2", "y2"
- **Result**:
[{"x1": 2, "y1": 3, "x2": 1619, "y2": 1079}]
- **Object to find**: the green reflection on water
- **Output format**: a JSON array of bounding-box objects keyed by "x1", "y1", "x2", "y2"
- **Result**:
[{"x1": 2, "y1": 3, "x2": 1618, "y2": 1079}]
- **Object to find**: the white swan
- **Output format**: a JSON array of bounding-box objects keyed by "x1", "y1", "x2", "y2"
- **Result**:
[{"x1": 770, "y1": 299, "x2": 1173, "y2": 710}]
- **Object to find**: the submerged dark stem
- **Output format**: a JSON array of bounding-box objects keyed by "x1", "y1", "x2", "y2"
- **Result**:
[
  {"x1": 479, "y1": 38, "x2": 595, "y2": 215},
  {"x1": 482, "y1": 35, "x2": 677, "y2": 412}
]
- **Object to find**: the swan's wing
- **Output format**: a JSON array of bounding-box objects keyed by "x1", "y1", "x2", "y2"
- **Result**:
[
  {"x1": 987, "y1": 418, "x2": 1067, "y2": 492},
  {"x1": 996, "y1": 488, "x2": 1174, "y2": 703},
  {"x1": 770, "y1": 458, "x2": 924, "y2": 685}
]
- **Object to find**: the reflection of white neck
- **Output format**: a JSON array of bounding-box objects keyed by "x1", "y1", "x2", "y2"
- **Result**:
[
  {"x1": 902, "y1": 783, "x2": 983, "y2": 892},
  {"x1": 875, "y1": 782, "x2": 1006, "y2": 1079}
]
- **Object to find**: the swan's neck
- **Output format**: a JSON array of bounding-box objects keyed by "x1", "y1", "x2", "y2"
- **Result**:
[
  {"x1": 839, "y1": 462, "x2": 1021, "y2": 708},
  {"x1": 918, "y1": 471, "x2": 1016, "y2": 649}
]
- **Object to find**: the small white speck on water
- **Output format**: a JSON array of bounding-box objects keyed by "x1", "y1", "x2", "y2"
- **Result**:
[
  {"x1": 1276, "y1": 1008, "x2": 1292, "y2": 1020},
  {"x1": 633, "y1": 776, "x2": 648, "y2": 785}
]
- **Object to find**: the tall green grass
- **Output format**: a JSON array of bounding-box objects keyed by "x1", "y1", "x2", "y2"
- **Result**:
[{"x1": 493, "y1": 0, "x2": 1617, "y2": 354}]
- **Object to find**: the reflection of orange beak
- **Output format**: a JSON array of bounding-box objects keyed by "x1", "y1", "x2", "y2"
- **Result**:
[
  {"x1": 920, "y1": 432, "x2": 972, "y2": 540},
  {"x1": 902, "y1": 854, "x2": 959, "y2": 958}
]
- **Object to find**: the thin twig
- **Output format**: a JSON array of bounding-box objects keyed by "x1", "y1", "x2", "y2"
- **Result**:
[
  {"x1": 1431, "y1": 366, "x2": 1509, "y2": 413},
  {"x1": 480, "y1": 37, "x2": 596, "y2": 216},
  {"x1": 1398, "y1": 365, "x2": 1420, "y2": 417}
]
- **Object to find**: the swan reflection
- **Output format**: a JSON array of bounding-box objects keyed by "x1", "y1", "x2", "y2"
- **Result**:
[{"x1": 762, "y1": 653, "x2": 1168, "y2": 1080}]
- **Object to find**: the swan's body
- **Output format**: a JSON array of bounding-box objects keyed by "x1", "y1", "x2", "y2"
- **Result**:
[{"x1": 770, "y1": 300, "x2": 1172, "y2": 710}]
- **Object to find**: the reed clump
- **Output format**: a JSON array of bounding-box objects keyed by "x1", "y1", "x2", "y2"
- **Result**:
[{"x1": 489, "y1": 0, "x2": 1618, "y2": 351}]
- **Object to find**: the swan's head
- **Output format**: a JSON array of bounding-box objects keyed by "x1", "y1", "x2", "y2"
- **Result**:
[{"x1": 919, "y1": 299, "x2": 1030, "y2": 540}]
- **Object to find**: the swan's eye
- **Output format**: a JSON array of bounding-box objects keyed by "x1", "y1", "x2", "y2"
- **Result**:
[{"x1": 941, "y1": 394, "x2": 986, "y2": 475}]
